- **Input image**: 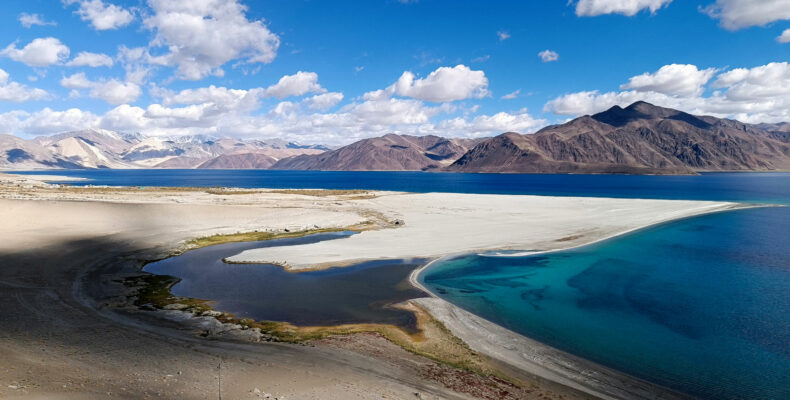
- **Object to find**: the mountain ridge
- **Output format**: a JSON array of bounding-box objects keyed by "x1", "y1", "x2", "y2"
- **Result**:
[
  {"x1": 447, "y1": 102, "x2": 790, "y2": 174},
  {"x1": 2, "y1": 102, "x2": 789, "y2": 174}
]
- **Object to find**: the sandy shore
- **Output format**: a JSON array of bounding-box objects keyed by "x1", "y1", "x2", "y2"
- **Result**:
[
  {"x1": 0, "y1": 172, "x2": 741, "y2": 399},
  {"x1": 227, "y1": 192, "x2": 739, "y2": 269}
]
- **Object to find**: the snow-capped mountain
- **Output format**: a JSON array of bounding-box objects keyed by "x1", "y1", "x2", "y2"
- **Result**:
[{"x1": 0, "y1": 129, "x2": 329, "y2": 170}]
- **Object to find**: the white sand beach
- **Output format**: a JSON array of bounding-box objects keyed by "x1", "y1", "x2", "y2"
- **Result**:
[{"x1": 227, "y1": 191, "x2": 740, "y2": 269}]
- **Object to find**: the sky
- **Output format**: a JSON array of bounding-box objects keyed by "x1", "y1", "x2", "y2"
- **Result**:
[{"x1": 0, "y1": 0, "x2": 789, "y2": 145}]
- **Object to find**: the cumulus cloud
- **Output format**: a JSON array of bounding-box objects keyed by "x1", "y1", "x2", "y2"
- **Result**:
[
  {"x1": 621, "y1": 64, "x2": 717, "y2": 96},
  {"x1": 544, "y1": 61, "x2": 790, "y2": 123},
  {"x1": 778, "y1": 29, "x2": 790, "y2": 43},
  {"x1": 575, "y1": 0, "x2": 673, "y2": 16},
  {"x1": 538, "y1": 50, "x2": 559, "y2": 62},
  {"x1": 90, "y1": 80, "x2": 141, "y2": 105},
  {"x1": 263, "y1": 71, "x2": 325, "y2": 98},
  {"x1": 19, "y1": 13, "x2": 57, "y2": 28},
  {"x1": 304, "y1": 92, "x2": 344, "y2": 111},
  {"x1": 389, "y1": 65, "x2": 489, "y2": 103},
  {"x1": 702, "y1": 0, "x2": 790, "y2": 30},
  {"x1": 0, "y1": 69, "x2": 50, "y2": 102},
  {"x1": 497, "y1": 31, "x2": 511, "y2": 41},
  {"x1": 1, "y1": 37, "x2": 70, "y2": 67},
  {"x1": 65, "y1": 51, "x2": 114, "y2": 67},
  {"x1": 0, "y1": 107, "x2": 100, "y2": 136},
  {"x1": 60, "y1": 73, "x2": 93, "y2": 89},
  {"x1": 0, "y1": 64, "x2": 544, "y2": 144},
  {"x1": 436, "y1": 109, "x2": 546, "y2": 137},
  {"x1": 63, "y1": 0, "x2": 134, "y2": 30},
  {"x1": 143, "y1": 0, "x2": 280, "y2": 80},
  {"x1": 60, "y1": 72, "x2": 140, "y2": 105}
]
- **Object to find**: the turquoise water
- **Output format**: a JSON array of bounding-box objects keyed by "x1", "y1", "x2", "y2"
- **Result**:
[{"x1": 420, "y1": 207, "x2": 790, "y2": 399}]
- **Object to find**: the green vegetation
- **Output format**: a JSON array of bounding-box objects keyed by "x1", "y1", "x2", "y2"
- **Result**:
[{"x1": 186, "y1": 227, "x2": 352, "y2": 249}]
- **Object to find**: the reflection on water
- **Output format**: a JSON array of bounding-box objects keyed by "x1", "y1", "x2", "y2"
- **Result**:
[{"x1": 144, "y1": 232, "x2": 428, "y2": 332}]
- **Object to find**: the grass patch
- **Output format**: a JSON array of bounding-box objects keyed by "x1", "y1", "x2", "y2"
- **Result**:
[
  {"x1": 125, "y1": 273, "x2": 511, "y2": 383},
  {"x1": 267, "y1": 189, "x2": 372, "y2": 197},
  {"x1": 185, "y1": 226, "x2": 359, "y2": 249},
  {"x1": 124, "y1": 274, "x2": 212, "y2": 313},
  {"x1": 205, "y1": 189, "x2": 262, "y2": 195}
]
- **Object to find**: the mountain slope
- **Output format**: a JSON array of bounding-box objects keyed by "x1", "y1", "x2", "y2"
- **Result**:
[
  {"x1": 447, "y1": 101, "x2": 790, "y2": 174},
  {"x1": 0, "y1": 130, "x2": 328, "y2": 170},
  {"x1": 272, "y1": 134, "x2": 480, "y2": 171},
  {"x1": 197, "y1": 153, "x2": 278, "y2": 169}
]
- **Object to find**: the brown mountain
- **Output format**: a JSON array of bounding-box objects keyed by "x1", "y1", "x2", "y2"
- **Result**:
[
  {"x1": 272, "y1": 134, "x2": 480, "y2": 171},
  {"x1": 197, "y1": 153, "x2": 278, "y2": 169},
  {"x1": 447, "y1": 101, "x2": 790, "y2": 174}
]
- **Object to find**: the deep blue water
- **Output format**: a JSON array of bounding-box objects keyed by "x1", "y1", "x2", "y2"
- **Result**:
[
  {"x1": 14, "y1": 169, "x2": 790, "y2": 398},
  {"x1": 10, "y1": 169, "x2": 790, "y2": 203},
  {"x1": 420, "y1": 207, "x2": 790, "y2": 399}
]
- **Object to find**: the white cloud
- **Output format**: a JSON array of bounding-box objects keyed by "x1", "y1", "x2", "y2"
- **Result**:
[
  {"x1": 538, "y1": 50, "x2": 559, "y2": 62},
  {"x1": 436, "y1": 109, "x2": 546, "y2": 137},
  {"x1": 19, "y1": 13, "x2": 56, "y2": 28},
  {"x1": 712, "y1": 62, "x2": 790, "y2": 101},
  {"x1": 1, "y1": 37, "x2": 70, "y2": 67},
  {"x1": 575, "y1": 0, "x2": 672, "y2": 16},
  {"x1": 702, "y1": 0, "x2": 790, "y2": 30},
  {"x1": 497, "y1": 31, "x2": 511, "y2": 41},
  {"x1": 263, "y1": 71, "x2": 325, "y2": 98},
  {"x1": 621, "y1": 64, "x2": 717, "y2": 96},
  {"x1": 0, "y1": 65, "x2": 545, "y2": 144},
  {"x1": 60, "y1": 73, "x2": 141, "y2": 105},
  {"x1": 60, "y1": 73, "x2": 93, "y2": 89},
  {"x1": 304, "y1": 92, "x2": 344, "y2": 111},
  {"x1": 143, "y1": 0, "x2": 280, "y2": 80},
  {"x1": 778, "y1": 29, "x2": 790, "y2": 43},
  {"x1": 63, "y1": 0, "x2": 134, "y2": 30},
  {"x1": 471, "y1": 55, "x2": 490, "y2": 63},
  {"x1": 89, "y1": 79, "x2": 141, "y2": 105},
  {"x1": 0, "y1": 107, "x2": 100, "y2": 135},
  {"x1": 65, "y1": 51, "x2": 114, "y2": 67},
  {"x1": 0, "y1": 69, "x2": 49, "y2": 102},
  {"x1": 389, "y1": 65, "x2": 489, "y2": 103},
  {"x1": 501, "y1": 90, "x2": 520, "y2": 100},
  {"x1": 544, "y1": 61, "x2": 790, "y2": 123}
]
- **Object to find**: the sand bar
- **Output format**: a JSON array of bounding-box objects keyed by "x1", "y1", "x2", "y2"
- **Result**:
[{"x1": 227, "y1": 192, "x2": 741, "y2": 268}]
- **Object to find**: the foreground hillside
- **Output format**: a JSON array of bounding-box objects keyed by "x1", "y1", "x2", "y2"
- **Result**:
[{"x1": 447, "y1": 102, "x2": 790, "y2": 174}]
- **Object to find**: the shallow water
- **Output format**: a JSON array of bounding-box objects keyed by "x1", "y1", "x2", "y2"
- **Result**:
[
  {"x1": 144, "y1": 232, "x2": 428, "y2": 332},
  {"x1": 420, "y1": 207, "x2": 790, "y2": 399}
]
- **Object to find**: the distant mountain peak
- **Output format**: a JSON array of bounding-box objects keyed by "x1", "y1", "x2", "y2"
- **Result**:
[{"x1": 591, "y1": 101, "x2": 711, "y2": 129}]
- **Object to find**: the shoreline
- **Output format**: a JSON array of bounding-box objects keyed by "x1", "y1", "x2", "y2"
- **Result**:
[{"x1": 0, "y1": 175, "x2": 760, "y2": 399}]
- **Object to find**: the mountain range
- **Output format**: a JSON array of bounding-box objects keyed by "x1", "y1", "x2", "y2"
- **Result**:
[
  {"x1": 0, "y1": 129, "x2": 328, "y2": 170},
  {"x1": 1, "y1": 102, "x2": 789, "y2": 174}
]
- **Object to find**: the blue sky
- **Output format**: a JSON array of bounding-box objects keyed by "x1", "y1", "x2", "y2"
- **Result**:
[{"x1": 0, "y1": 0, "x2": 789, "y2": 144}]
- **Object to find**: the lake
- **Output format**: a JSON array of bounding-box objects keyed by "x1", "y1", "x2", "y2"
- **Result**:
[{"x1": 15, "y1": 169, "x2": 790, "y2": 399}]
